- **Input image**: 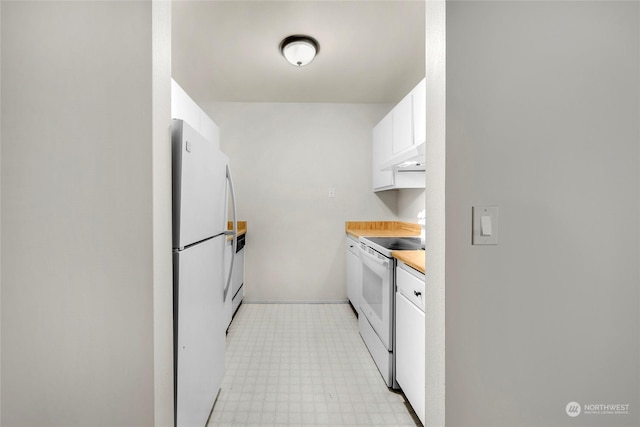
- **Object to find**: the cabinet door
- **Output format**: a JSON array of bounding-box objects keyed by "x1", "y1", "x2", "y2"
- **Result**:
[
  {"x1": 395, "y1": 292, "x2": 425, "y2": 425},
  {"x1": 413, "y1": 78, "x2": 426, "y2": 146},
  {"x1": 346, "y1": 241, "x2": 362, "y2": 311},
  {"x1": 392, "y1": 92, "x2": 413, "y2": 155},
  {"x1": 372, "y1": 112, "x2": 394, "y2": 190}
]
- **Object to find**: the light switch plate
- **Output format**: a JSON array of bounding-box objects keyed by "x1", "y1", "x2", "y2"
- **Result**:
[{"x1": 473, "y1": 206, "x2": 498, "y2": 245}]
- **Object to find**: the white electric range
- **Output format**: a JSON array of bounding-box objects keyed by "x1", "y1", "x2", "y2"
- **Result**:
[{"x1": 357, "y1": 235, "x2": 423, "y2": 388}]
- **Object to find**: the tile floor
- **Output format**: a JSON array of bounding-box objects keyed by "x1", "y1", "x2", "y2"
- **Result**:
[{"x1": 208, "y1": 303, "x2": 421, "y2": 426}]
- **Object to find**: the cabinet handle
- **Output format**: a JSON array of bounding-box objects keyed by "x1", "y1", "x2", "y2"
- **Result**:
[{"x1": 414, "y1": 290, "x2": 422, "y2": 297}]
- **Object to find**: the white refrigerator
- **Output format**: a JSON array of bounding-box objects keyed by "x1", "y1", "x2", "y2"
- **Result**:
[{"x1": 172, "y1": 119, "x2": 237, "y2": 427}]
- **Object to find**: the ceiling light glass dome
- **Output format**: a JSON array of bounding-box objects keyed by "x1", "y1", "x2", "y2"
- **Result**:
[{"x1": 279, "y1": 35, "x2": 319, "y2": 67}]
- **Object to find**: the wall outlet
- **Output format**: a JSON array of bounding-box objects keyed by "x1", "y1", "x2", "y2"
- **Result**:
[{"x1": 328, "y1": 187, "x2": 336, "y2": 198}]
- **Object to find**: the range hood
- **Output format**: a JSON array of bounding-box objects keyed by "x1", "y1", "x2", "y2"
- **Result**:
[{"x1": 380, "y1": 141, "x2": 425, "y2": 171}]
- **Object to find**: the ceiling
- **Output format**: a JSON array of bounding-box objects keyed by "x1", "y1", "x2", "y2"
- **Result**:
[{"x1": 171, "y1": 1, "x2": 425, "y2": 105}]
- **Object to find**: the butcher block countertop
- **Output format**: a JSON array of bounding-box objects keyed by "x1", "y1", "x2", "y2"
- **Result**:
[
  {"x1": 228, "y1": 221, "x2": 247, "y2": 237},
  {"x1": 345, "y1": 221, "x2": 421, "y2": 238},
  {"x1": 345, "y1": 221, "x2": 425, "y2": 274},
  {"x1": 392, "y1": 250, "x2": 425, "y2": 274}
]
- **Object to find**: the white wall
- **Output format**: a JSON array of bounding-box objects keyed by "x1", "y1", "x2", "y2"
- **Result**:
[
  {"x1": 171, "y1": 78, "x2": 220, "y2": 148},
  {"x1": 424, "y1": 1, "x2": 446, "y2": 426},
  {"x1": 1, "y1": 2, "x2": 171, "y2": 425},
  {"x1": 203, "y1": 102, "x2": 402, "y2": 302},
  {"x1": 445, "y1": 2, "x2": 639, "y2": 426},
  {"x1": 0, "y1": 3, "x2": 3, "y2": 422},
  {"x1": 398, "y1": 188, "x2": 426, "y2": 222},
  {"x1": 152, "y1": 2, "x2": 174, "y2": 426}
]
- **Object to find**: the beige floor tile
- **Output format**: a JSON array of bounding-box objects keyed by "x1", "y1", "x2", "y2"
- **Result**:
[{"x1": 208, "y1": 303, "x2": 420, "y2": 426}]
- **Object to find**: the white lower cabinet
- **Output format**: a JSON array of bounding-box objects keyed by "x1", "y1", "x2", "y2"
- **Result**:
[
  {"x1": 395, "y1": 262, "x2": 425, "y2": 425},
  {"x1": 346, "y1": 236, "x2": 362, "y2": 312}
]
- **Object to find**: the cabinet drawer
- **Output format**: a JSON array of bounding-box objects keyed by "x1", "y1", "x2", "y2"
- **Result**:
[{"x1": 396, "y1": 262, "x2": 425, "y2": 312}]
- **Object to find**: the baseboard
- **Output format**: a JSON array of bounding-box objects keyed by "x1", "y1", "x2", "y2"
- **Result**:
[{"x1": 243, "y1": 300, "x2": 349, "y2": 304}]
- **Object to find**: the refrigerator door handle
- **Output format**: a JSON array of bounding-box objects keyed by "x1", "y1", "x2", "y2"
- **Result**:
[{"x1": 224, "y1": 164, "x2": 238, "y2": 301}]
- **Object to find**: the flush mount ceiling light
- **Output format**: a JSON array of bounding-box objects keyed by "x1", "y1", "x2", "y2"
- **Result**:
[{"x1": 279, "y1": 35, "x2": 319, "y2": 67}]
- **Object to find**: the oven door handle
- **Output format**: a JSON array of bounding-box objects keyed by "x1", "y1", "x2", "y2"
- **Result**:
[{"x1": 360, "y1": 245, "x2": 390, "y2": 274}]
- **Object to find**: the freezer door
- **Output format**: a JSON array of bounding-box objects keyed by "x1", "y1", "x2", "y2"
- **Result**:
[
  {"x1": 172, "y1": 119, "x2": 228, "y2": 248},
  {"x1": 174, "y1": 236, "x2": 226, "y2": 427}
]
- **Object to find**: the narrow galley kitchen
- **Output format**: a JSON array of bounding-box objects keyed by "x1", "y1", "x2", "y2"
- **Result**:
[{"x1": 171, "y1": 1, "x2": 426, "y2": 426}]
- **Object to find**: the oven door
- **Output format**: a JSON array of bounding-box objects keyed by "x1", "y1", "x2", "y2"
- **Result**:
[{"x1": 359, "y1": 244, "x2": 394, "y2": 350}]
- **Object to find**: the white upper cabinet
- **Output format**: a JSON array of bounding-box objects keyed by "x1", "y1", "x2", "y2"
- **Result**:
[
  {"x1": 392, "y1": 92, "x2": 413, "y2": 156},
  {"x1": 372, "y1": 78, "x2": 426, "y2": 192},
  {"x1": 412, "y1": 78, "x2": 426, "y2": 147},
  {"x1": 372, "y1": 111, "x2": 395, "y2": 190}
]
